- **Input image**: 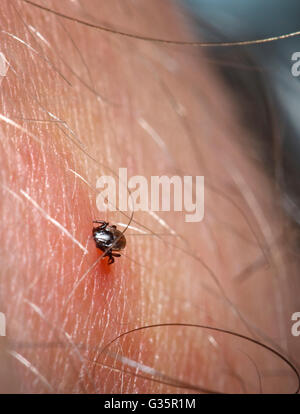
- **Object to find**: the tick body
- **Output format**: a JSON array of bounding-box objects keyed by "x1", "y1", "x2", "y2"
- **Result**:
[{"x1": 92, "y1": 221, "x2": 126, "y2": 264}]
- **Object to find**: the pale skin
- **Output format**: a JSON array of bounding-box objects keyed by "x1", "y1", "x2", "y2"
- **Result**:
[{"x1": 0, "y1": 0, "x2": 299, "y2": 393}]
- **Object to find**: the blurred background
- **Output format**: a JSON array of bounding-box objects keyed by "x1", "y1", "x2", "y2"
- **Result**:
[{"x1": 179, "y1": 0, "x2": 300, "y2": 226}]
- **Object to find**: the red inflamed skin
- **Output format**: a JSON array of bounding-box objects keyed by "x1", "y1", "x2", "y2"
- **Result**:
[{"x1": 0, "y1": 0, "x2": 299, "y2": 394}]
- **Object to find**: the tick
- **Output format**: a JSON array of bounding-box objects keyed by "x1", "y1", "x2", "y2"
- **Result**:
[{"x1": 92, "y1": 220, "x2": 126, "y2": 264}]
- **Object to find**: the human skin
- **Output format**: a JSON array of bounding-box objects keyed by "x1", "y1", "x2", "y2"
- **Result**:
[{"x1": 0, "y1": 0, "x2": 299, "y2": 393}]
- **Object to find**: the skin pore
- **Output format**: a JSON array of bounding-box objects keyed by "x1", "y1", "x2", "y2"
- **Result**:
[{"x1": 0, "y1": 0, "x2": 299, "y2": 393}]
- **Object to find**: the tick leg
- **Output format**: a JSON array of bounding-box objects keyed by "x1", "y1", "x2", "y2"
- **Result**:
[
  {"x1": 112, "y1": 253, "x2": 121, "y2": 258},
  {"x1": 107, "y1": 254, "x2": 115, "y2": 265},
  {"x1": 103, "y1": 250, "x2": 115, "y2": 264},
  {"x1": 102, "y1": 249, "x2": 119, "y2": 264},
  {"x1": 93, "y1": 220, "x2": 108, "y2": 230}
]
